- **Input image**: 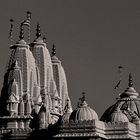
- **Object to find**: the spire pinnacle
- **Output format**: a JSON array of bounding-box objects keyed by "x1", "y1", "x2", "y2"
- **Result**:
[
  {"x1": 26, "y1": 11, "x2": 31, "y2": 20},
  {"x1": 9, "y1": 19, "x2": 14, "y2": 45},
  {"x1": 81, "y1": 92, "x2": 86, "y2": 102},
  {"x1": 19, "y1": 23, "x2": 24, "y2": 40},
  {"x1": 128, "y1": 73, "x2": 133, "y2": 87},
  {"x1": 43, "y1": 37, "x2": 46, "y2": 43},
  {"x1": 52, "y1": 44, "x2": 56, "y2": 56},
  {"x1": 36, "y1": 23, "x2": 41, "y2": 38}
]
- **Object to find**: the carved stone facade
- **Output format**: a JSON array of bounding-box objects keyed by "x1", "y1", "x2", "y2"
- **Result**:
[{"x1": 0, "y1": 12, "x2": 140, "y2": 139}]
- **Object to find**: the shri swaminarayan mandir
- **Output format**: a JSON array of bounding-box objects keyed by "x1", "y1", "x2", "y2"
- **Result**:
[{"x1": 0, "y1": 12, "x2": 140, "y2": 140}]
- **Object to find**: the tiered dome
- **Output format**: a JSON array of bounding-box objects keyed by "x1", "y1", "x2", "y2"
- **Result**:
[
  {"x1": 69, "y1": 93, "x2": 98, "y2": 121},
  {"x1": 101, "y1": 73, "x2": 140, "y2": 122}
]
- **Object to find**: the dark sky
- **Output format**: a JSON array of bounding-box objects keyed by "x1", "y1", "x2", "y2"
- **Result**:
[{"x1": 0, "y1": 0, "x2": 140, "y2": 117}]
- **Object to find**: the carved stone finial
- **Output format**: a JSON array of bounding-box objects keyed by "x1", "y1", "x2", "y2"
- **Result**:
[
  {"x1": 52, "y1": 44, "x2": 56, "y2": 56},
  {"x1": 19, "y1": 23, "x2": 24, "y2": 40},
  {"x1": 43, "y1": 37, "x2": 46, "y2": 43},
  {"x1": 128, "y1": 73, "x2": 133, "y2": 87},
  {"x1": 26, "y1": 11, "x2": 31, "y2": 20},
  {"x1": 36, "y1": 23, "x2": 41, "y2": 38},
  {"x1": 9, "y1": 19, "x2": 14, "y2": 44},
  {"x1": 82, "y1": 92, "x2": 86, "y2": 101}
]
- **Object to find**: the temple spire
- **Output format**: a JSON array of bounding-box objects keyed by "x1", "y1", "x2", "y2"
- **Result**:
[
  {"x1": 52, "y1": 44, "x2": 56, "y2": 56},
  {"x1": 36, "y1": 23, "x2": 41, "y2": 38},
  {"x1": 128, "y1": 73, "x2": 133, "y2": 87}
]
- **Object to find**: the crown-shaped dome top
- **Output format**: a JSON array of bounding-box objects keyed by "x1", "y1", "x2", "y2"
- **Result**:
[{"x1": 69, "y1": 93, "x2": 98, "y2": 122}]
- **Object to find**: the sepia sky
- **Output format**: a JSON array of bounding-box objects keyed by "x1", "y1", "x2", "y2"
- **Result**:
[{"x1": 0, "y1": 0, "x2": 140, "y2": 117}]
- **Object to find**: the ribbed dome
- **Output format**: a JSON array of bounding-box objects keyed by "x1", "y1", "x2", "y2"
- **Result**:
[
  {"x1": 108, "y1": 108, "x2": 129, "y2": 123},
  {"x1": 70, "y1": 98, "x2": 98, "y2": 121}
]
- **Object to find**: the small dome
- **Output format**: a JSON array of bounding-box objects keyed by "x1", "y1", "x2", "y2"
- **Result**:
[
  {"x1": 108, "y1": 108, "x2": 129, "y2": 123},
  {"x1": 70, "y1": 98, "x2": 98, "y2": 121}
]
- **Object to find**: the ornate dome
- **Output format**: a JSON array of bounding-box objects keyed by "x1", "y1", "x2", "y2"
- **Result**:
[
  {"x1": 101, "y1": 73, "x2": 140, "y2": 122},
  {"x1": 69, "y1": 93, "x2": 98, "y2": 121},
  {"x1": 107, "y1": 108, "x2": 129, "y2": 123}
]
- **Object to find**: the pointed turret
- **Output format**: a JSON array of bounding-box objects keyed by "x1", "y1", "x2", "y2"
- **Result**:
[
  {"x1": 51, "y1": 44, "x2": 72, "y2": 114},
  {"x1": 7, "y1": 79, "x2": 19, "y2": 116}
]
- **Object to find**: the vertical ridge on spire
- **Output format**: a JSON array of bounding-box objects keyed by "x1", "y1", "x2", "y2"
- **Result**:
[
  {"x1": 128, "y1": 73, "x2": 133, "y2": 87},
  {"x1": 36, "y1": 23, "x2": 41, "y2": 38},
  {"x1": 52, "y1": 44, "x2": 56, "y2": 56}
]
